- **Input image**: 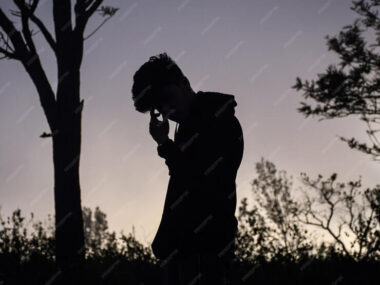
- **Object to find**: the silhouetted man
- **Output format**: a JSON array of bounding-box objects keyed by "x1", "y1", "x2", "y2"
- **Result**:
[{"x1": 132, "y1": 53, "x2": 244, "y2": 284}]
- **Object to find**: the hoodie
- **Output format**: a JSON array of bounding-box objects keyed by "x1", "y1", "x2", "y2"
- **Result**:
[{"x1": 151, "y1": 90, "x2": 244, "y2": 260}]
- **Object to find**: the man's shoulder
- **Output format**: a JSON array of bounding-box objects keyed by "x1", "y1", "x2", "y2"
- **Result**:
[
  {"x1": 213, "y1": 114, "x2": 242, "y2": 136},
  {"x1": 192, "y1": 92, "x2": 237, "y2": 131}
]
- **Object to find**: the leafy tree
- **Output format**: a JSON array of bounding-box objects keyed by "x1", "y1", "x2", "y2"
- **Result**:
[
  {"x1": 82, "y1": 206, "x2": 109, "y2": 258},
  {"x1": 236, "y1": 158, "x2": 314, "y2": 263},
  {"x1": 250, "y1": 158, "x2": 313, "y2": 261},
  {"x1": 0, "y1": 0, "x2": 117, "y2": 273},
  {"x1": 293, "y1": 0, "x2": 380, "y2": 162},
  {"x1": 81, "y1": 206, "x2": 155, "y2": 263},
  {"x1": 0, "y1": 208, "x2": 55, "y2": 267},
  {"x1": 236, "y1": 197, "x2": 270, "y2": 262}
]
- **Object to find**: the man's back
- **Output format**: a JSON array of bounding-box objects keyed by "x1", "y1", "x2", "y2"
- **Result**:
[{"x1": 152, "y1": 91, "x2": 244, "y2": 261}]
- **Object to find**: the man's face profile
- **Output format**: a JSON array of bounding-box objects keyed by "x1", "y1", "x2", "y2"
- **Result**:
[{"x1": 155, "y1": 83, "x2": 184, "y2": 122}]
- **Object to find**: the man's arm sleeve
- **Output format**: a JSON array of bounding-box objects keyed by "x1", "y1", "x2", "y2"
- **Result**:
[{"x1": 157, "y1": 138, "x2": 187, "y2": 176}]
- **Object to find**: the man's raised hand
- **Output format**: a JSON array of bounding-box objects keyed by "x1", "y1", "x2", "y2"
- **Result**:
[{"x1": 150, "y1": 108, "x2": 170, "y2": 145}]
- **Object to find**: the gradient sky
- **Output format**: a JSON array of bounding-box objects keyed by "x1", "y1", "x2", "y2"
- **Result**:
[{"x1": 0, "y1": 0, "x2": 379, "y2": 245}]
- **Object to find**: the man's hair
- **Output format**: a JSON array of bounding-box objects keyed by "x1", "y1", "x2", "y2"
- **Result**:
[{"x1": 132, "y1": 52, "x2": 187, "y2": 113}]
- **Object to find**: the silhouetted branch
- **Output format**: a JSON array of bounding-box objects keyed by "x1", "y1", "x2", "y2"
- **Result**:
[
  {"x1": 85, "y1": 0, "x2": 104, "y2": 18},
  {"x1": 0, "y1": 45, "x2": 18, "y2": 59},
  {"x1": 297, "y1": 172, "x2": 380, "y2": 261},
  {"x1": 11, "y1": 0, "x2": 56, "y2": 53},
  {"x1": 24, "y1": 0, "x2": 57, "y2": 53},
  {"x1": 75, "y1": 0, "x2": 104, "y2": 35},
  {"x1": 13, "y1": 0, "x2": 37, "y2": 55},
  {"x1": 0, "y1": 8, "x2": 29, "y2": 61},
  {"x1": 0, "y1": 30, "x2": 15, "y2": 52},
  {"x1": 40, "y1": 129, "x2": 59, "y2": 138},
  {"x1": 84, "y1": 6, "x2": 118, "y2": 40},
  {"x1": 0, "y1": 5, "x2": 57, "y2": 131},
  {"x1": 338, "y1": 135, "x2": 380, "y2": 162}
]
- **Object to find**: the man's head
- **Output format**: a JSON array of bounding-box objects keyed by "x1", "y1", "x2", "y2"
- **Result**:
[{"x1": 132, "y1": 52, "x2": 196, "y2": 123}]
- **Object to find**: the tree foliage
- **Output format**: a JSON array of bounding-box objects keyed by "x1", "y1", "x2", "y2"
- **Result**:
[
  {"x1": 293, "y1": 0, "x2": 380, "y2": 162},
  {"x1": 236, "y1": 158, "x2": 313, "y2": 263}
]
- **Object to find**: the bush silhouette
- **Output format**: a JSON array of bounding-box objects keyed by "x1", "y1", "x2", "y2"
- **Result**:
[{"x1": 0, "y1": 158, "x2": 379, "y2": 284}]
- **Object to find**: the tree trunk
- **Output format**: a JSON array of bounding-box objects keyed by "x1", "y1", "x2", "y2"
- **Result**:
[{"x1": 52, "y1": 67, "x2": 85, "y2": 272}]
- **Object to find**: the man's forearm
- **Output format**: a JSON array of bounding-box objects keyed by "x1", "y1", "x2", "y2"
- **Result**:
[
  {"x1": 157, "y1": 138, "x2": 186, "y2": 176},
  {"x1": 157, "y1": 136, "x2": 170, "y2": 146}
]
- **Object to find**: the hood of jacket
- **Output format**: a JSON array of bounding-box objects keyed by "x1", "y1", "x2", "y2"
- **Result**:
[
  {"x1": 183, "y1": 91, "x2": 237, "y2": 126},
  {"x1": 173, "y1": 90, "x2": 238, "y2": 140}
]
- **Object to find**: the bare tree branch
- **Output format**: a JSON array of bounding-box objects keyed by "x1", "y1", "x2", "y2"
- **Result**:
[
  {"x1": 29, "y1": 15, "x2": 56, "y2": 52},
  {"x1": 0, "y1": 8, "x2": 29, "y2": 60},
  {"x1": 297, "y1": 172, "x2": 380, "y2": 261},
  {"x1": 297, "y1": 193, "x2": 353, "y2": 258},
  {"x1": 85, "y1": 0, "x2": 104, "y2": 18},
  {"x1": 74, "y1": 0, "x2": 104, "y2": 35},
  {"x1": 0, "y1": 31, "x2": 15, "y2": 52},
  {"x1": 13, "y1": 0, "x2": 37, "y2": 54},
  {"x1": 0, "y1": 5, "x2": 57, "y2": 130},
  {"x1": 0, "y1": 31, "x2": 18, "y2": 59},
  {"x1": 0, "y1": 45, "x2": 18, "y2": 59},
  {"x1": 22, "y1": 0, "x2": 57, "y2": 53},
  {"x1": 84, "y1": 7, "x2": 118, "y2": 40}
]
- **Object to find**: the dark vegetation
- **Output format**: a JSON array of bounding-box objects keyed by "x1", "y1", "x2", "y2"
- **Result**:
[{"x1": 0, "y1": 158, "x2": 379, "y2": 284}]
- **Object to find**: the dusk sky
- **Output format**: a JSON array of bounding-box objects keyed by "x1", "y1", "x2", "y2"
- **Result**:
[{"x1": 0, "y1": 0, "x2": 379, "y2": 245}]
